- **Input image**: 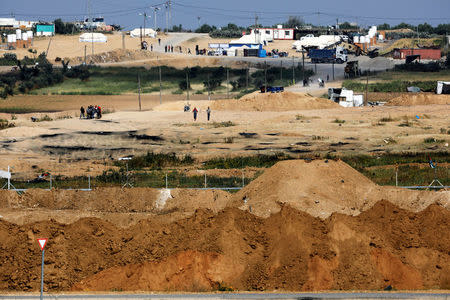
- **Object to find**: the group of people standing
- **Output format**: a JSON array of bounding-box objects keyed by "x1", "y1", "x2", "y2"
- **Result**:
[
  {"x1": 192, "y1": 106, "x2": 211, "y2": 122},
  {"x1": 80, "y1": 105, "x2": 102, "y2": 119}
]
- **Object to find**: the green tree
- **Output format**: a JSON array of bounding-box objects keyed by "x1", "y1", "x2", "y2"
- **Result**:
[
  {"x1": 377, "y1": 23, "x2": 391, "y2": 30},
  {"x1": 418, "y1": 23, "x2": 434, "y2": 34},
  {"x1": 283, "y1": 16, "x2": 304, "y2": 28},
  {"x1": 195, "y1": 24, "x2": 214, "y2": 33}
]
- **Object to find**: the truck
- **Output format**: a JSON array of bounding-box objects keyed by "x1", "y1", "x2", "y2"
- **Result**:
[
  {"x1": 308, "y1": 46, "x2": 347, "y2": 64},
  {"x1": 344, "y1": 61, "x2": 361, "y2": 79}
]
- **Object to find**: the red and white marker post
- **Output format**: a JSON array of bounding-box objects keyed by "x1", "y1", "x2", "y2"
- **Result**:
[{"x1": 37, "y1": 238, "x2": 48, "y2": 300}]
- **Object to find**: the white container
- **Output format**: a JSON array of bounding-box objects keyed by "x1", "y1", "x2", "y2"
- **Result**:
[
  {"x1": 8, "y1": 34, "x2": 17, "y2": 43},
  {"x1": 354, "y1": 36, "x2": 359, "y2": 43},
  {"x1": 22, "y1": 32, "x2": 28, "y2": 40},
  {"x1": 27, "y1": 30, "x2": 33, "y2": 38},
  {"x1": 16, "y1": 29, "x2": 22, "y2": 40},
  {"x1": 7, "y1": 34, "x2": 13, "y2": 43}
]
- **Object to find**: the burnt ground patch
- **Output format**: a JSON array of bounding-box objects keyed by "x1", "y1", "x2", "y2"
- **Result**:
[
  {"x1": 38, "y1": 133, "x2": 66, "y2": 139},
  {"x1": 239, "y1": 132, "x2": 258, "y2": 138},
  {"x1": 296, "y1": 142, "x2": 311, "y2": 146},
  {"x1": 128, "y1": 133, "x2": 164, "y2": 141},
  {"x1": 330, "y1": 142, "x2": 350, "y2": 147},
  {"x1": 43, "y1": 145, "x2": 95, "y2": 152}
]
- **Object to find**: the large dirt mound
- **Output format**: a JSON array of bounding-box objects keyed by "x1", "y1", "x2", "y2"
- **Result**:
[
  {"x1": 386, "y1": 93, "x2": 450, "y2": 106},
  {"x1": 1, "y1": 201, "x2": 449, "y2": 292},
  {"x1": 231, "y1": 160, "x2": 449, "y2": 218},
  {"x1": 69, "y1": 49, "x2": 157, "y2": 65},
  {"x1": 211, "y1": 91, "x2": 338, "y2": 111}
]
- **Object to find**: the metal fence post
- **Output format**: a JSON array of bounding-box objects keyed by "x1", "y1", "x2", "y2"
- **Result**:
[
  {"x1": 49, "y1": 175, "x2": 52, "y2": 190},
  {"x1": 165, "y1": 173, "x2": 168, "y2": 189},
  {"x1": 88, "y1": 175, "x2": 91, "y2": 190},
  {"x1": 204, "y1": 174, "x2": 207, "y2": 188}
]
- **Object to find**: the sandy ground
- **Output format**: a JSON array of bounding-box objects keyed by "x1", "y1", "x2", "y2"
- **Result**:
[
  {"x1": 3, "y1": 33, "x2": 171, "y2": 61},
  {"x1": 0, "y1": 91, "x2": 448, "y2": 178}
]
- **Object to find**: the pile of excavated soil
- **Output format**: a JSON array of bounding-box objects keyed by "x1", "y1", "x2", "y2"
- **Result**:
[
  {"x1": 231, "y1": 160, "x2": 449, "y2": 218},
  {"x1": 386, "y1": 94, "x2": 450, "y2": 106},
  {"x1": 0, "y1": 201, "x2": 449, "y2": 292},
  {"x1": 0, "y1": 188, "x2": 230, "y2": 215},
  {"x1": 69, "y1": 49, "x2": 158, "y2": 65},
  {"x1": 211, "y1": 91, "x2": 339, "y2": 111}
]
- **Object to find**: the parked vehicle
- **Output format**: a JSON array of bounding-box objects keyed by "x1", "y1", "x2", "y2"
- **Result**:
[{"x1": 308, "y1": 46, "x2": 347, "y2": 64}]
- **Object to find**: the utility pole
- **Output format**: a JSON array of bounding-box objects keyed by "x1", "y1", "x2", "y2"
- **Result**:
[
  {"x1": 84, "y1": 45, "x2": 87, "y2": 64},
  {"x1": 168, "y1": 0, "x2": 172, "y2": 30},
  {"x1": 152, "y1": 7, "x2": 159, "y2": 30},
  {"x1": 302, "y1": 47, "x2": 305, "y2": 81},
  {"x1": 365, "y1": 69, "x2": 369, "y2": 106},
  {"x1": 207, "y1": 73, "x2": 211, "y2": 101},
  {"x1": 165, "y1": 2, "x2": 169, "y2": 33},
  {"x1": 186, "y1": 68, "x2": 190, "y2": 101},
  {"x1": 197, "y1": 16, "x2": 201, "y2": 28},
  {"x1": 292, "y1": 56, "x2": 295, "y2": 84},
  {"x1": 91, "y1": 32, "x2": 94, "y2": 56},
  {"x1": 246, "y1": 67, "x2": 249, "y2": 90},
  {"x1": 159, "y1": 65, "x2": 162, "y2": 104},
  {"x1": 138, "y1": 74, "x2": 142, "y2": 111},
  {"x1": 226, "y1": 67, "x2": 229, "y2": 99},
  {"x1": 332, "y1": 61, "x2": 335, "y2": 80},
  {"x1": 280, "y1": 60, "x2": 283, "y2": 81},
  {"x1": 264, "y1": 60, "x2": 267, "y2": 90},
  {"x1": 122, "y1": 31, "x2": 125, "y2": 49},
  {"x1": 139, "y1": 26, "x2": 142, "y2": 46}
]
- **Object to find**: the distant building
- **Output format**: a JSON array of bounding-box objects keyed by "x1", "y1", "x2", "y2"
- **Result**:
[
  {"x1": 0, "y1": 17, "x2": 37, "y2": 29},
  {"x1": 251, "y1": 25, "x2": 295, "y2": 41},
  {"x1": 393, "y1": 48, "x2": 441, "y2": 60},
  {"x1": 36, "y1": 24, "x2": 55, "y2": 36}
]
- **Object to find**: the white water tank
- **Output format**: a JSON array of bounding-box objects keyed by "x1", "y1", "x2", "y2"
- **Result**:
[
  {"x1": 27, "y1": 30, "x2": 33, "y2": 38},
  {"x1": 378, "y1": 34, "x2": 384, "y2": 41},
  {"x1": 8, "y1": 34, "x2": 17, "y2": 43},
  {"x1": 22, "y1": 32, "x2": 28, "y2": 40},
  {"x1": 16, "y1": 29, "x2": 22, "y2": 40},
  {"x1": 354, "y1": 36, "x2": 359, "y2": 43}
]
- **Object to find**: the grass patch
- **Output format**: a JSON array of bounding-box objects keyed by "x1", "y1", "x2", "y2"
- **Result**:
[
  {"x1": 212, "y1": 121, "x2": 235, "y2": 128},
  {"x1": 203, "y1": 153, "x2": 292, "y2": 169},
  {"x1": 379, "y1": 116, "x2": 396, "y2": 122},
  {"x1": 115, "y1": 152, "x2": 195, "y2": 170},
  {"x1": 0, "y1": 119, "x2": 15, "y2": 130},
  {"x1": 424, "y1": 137, "x2": 445, "y2": 144},
  {"x1": 332, "y1": 118, "x2": 346, "y2": 124}
]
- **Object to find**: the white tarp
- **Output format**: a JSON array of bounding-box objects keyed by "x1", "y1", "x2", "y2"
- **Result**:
[
  {"x1": 79, "y1": 33, "x2": 108, "y2": 43},
  {"x1": 0, "y1": 170, "x2": 11, "y2": 179},
  {"x1": 129, "y1": 28, "x2": 157, "y2": 38},
  {"x1": 437, "y1": 81, "x2": 450, "y2": 94},
  {"x1": 293, "y1": 35, "x2": 342, "y2": 51}
]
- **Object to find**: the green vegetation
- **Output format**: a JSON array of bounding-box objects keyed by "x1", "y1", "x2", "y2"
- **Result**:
[
  {"x1": 424, "y1": 137, "x2": 446, "y2": 144},
  {"x1": 342, "y1": 80, "x2": 437, "y2": 93},
  {"x1": 332, "y1": 118, "x2": 346, "y2": 124},
  {"x1": 0, "y1": 119, "x2": 15, "y2": 130},
  {"x1": 212, "y1": 121, "x2": 235, "y2": 128},
  {"x1": 203, "y1": 153, "x2": 292, "y2": 169},
  {"x1": 115, "y1": 152, "x2": 195, "y2": 170}
]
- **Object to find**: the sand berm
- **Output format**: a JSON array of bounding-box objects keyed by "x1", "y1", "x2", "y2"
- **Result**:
[{"x1": 0, "y1": 160, "x2": 449, "y2": 292}]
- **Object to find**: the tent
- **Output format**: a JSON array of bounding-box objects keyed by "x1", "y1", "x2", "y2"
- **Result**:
[
  {"x1": 130, "y1": 28, "x2": 157, "y2": 38},
  {"x1": 79, "y1": 33, "x2": 107, "y2": 43}
]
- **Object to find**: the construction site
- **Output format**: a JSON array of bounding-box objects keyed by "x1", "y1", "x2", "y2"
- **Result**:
[{"x1": 0, "y1": 0, "x2": 449, "y2": 299}]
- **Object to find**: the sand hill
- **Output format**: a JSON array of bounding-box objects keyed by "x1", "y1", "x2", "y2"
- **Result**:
[
  {"x1": 232, "y1": 160, "x2": 449, "y2": 218},
  {"x1": 386, "y1": 94, "x2": 450, "y2": 106},
  {"x1": 212, "y1": 91, "x2": 339, "y2": 111}
]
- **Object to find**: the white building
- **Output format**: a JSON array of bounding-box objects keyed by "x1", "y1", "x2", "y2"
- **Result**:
[
  {"x1": 0, "y1": 18, "x2": 37, "y2": 28},
  {"x1": 251, "y1": 25, "x2": 295, "y2": 41}
]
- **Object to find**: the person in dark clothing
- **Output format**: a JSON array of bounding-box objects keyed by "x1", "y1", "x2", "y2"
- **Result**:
[
  {"x1": 327, "y1": 74, "x2": 329, "y2": 81},
  {"x1": 80, "y1": 106, "x2": 85, "y2": 119},
  {"x1": 158, "y1": 38, "x2": 161, "y2": 45},
  {"x1": 192, "y1": 107, "x2": 198, "y2": 121},
  {"x1": 164, "y1": 45, "x2": 167, "y2": 52},
  {"x1": 150, "y1": 44, "x2": 153, "y2": 51},
  {"x1": 206, "y1": 107, "x2": 211, "y2": 121}
]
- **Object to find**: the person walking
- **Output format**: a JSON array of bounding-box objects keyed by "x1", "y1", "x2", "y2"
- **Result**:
[
  {"x1": 192, "y1": 107, "x2": 198, "y2": 121},
  {"x1": 206, "y1": 106, "x2": 211, "y2": 121},
  {"x1": 80, "y1": 106, "x2": 85, "y2": 119},
  {"x1": 327, "y1": 74, "x2": 329, "y2": 81},
  {"x1": 158, "y1": 38, "x2": 161, "y2": 45},
  {"x1": 150, "y1": 44, "x2": 153, "y2": 51}
]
